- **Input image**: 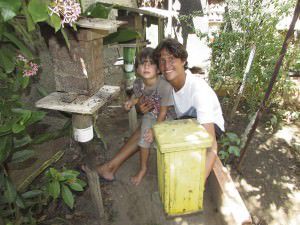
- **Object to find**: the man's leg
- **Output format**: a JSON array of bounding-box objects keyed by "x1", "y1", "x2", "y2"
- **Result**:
[
  {"x1": 97, "y1": 127, "x2": 141, "y2": 180},
  {"x1": 131, "y1": 147, "x2": 149, "y2": 186}
]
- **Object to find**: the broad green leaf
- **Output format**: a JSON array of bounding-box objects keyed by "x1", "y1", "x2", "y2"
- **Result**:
[
  {"x1": 0, "y1": 123, "x2": 11, "y2": 136},
  {"x1": 76, "y1": 178, "x2": 87, "y2": 188},
  {"x1": 20, "y1": 76, "x2": 30, "y2": 88},
  {"x1": 4, "y1": 179, "x2": 17, "y2": 203},
  {"x1": 25, "y1": 111, "x2": 46, "y2": 126},
  {"x1": 49, "y1": 167, "x2": 58, "y2": 178},
  {"x1": 50, "y1": 13, "x2": 61, "y2": 33},
  {"x1": 28, "y1": 0, "x2": 48, "y2": 23},
  {"x1": 60, "y1": 28, "x2": 70, "y2": 49},
  {"x1": 13, "y1": 134, "x2": 32, "y2": 148},
  {"x1": 61, "y1": 184, "x2": 74, "y2": 209},
  {"x1": 228, "y1": 146, "x2": 240, "y2": 157},
  {"x1": 22, "y1": 2, "x2": 36, "y2": 32},
  {"x1": 84, "y1": 3, "x2": 112, "y2": 19},
  {"x1": 218, "y1": 150, "x2": 228, "y2": 160},
  {"x1": 104, "y1": 28, "x2": 141, "y2": 45},
  {"x1": 48, "y1": 180, "x2": 60, "y2": 199},
  {"x1": 11, "y1": 149, "x2": 35, "y2": 163},
  {"x1": 0, "y1": 136, "x2": 10, "y2": 163},
  {"x1": 68, "y1": 182, "x2": 83, "y2": 191},
  {"x1": 0, "y1": 0, "x2": 21, "y2": 21},
  {"x1": 12, "y1": 108, "x2": 32, "y2": 123},
  {"x1": 2, "y1": 32, "x2": 34, "y2": 59},
  {"x1": 61, "y1": 170, "x2": 80, "y2": 179},
  {"x1": 12, "y1": 122, "x2": 25, "y2": 133},
  {"x1": 16, "y1": 195, "x2": 26, "y2": 209},
  {"x1": 0, "y1": 48, "x2": 14, "y2": 73},
  {"x1": 226, "y1": 132, "x2": 239, "y2": 142},
  {"x1": 21, "y1": 190, "x2": 43, "y2": 199}
]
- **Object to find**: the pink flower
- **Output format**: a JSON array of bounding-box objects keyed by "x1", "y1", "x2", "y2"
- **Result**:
[
  {"x1": 49, "y1": 0, "x2": 81, "y2": 27},
  {"x1": 16, "y1": 54, "x2": 39, "y2": 77}
]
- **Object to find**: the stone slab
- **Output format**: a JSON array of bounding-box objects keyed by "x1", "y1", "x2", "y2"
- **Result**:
[{"x1": 35, "y1": 85, "x2": 120, "y2": 115}]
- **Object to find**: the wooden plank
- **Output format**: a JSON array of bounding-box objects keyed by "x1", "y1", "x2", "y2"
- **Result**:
[
  {"x1": 208, "y1": 157, "x2": 252, "y2": 225},
  {"x1": 35, "y1": 85, "x2": 120, "y2": 115},
  {"x1": 76, "y1": 18, "x2": 127, "y2": 33}
]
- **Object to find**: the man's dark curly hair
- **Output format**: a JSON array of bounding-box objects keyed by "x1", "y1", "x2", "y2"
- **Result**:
[{"x1": 154, "y1": 38, "x2": 188, "y2": 69}]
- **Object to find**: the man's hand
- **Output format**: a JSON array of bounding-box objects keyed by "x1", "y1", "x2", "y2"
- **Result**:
[
  {"x1": 137, "y1": 96, "x2": 154, "y2": 114},
  {"x1": 144, "y1": 128, "x2": 154, "y2": 143}
]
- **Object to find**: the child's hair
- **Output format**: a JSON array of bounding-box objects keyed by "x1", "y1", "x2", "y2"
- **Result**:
[
  {"x1": 154, "y1": 38, "x2": 188, "y2": 69},
  {"x1": 134, "y1": 47, "x2": 156, "y2": 70}
]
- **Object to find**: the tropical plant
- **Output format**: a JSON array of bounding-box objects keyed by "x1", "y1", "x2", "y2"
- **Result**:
[
  {"x1": 218, "y1": 132, "x2": 241, "y2": 165},
  {"x1": 45, "y1": 167, "x2": 86, "y2": 209}
]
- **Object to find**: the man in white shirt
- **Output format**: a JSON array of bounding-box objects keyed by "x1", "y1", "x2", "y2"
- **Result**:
[{"x1": 153, "y1": 38, "x2": 225, "y2": 180}]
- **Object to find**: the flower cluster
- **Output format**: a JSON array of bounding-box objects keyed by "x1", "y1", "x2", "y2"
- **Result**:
[
  {"x1": 17, "y1": 54, "x2": 39, "y2": 77},
  {"x1": 49, "y1": 0, "x2": 81, "y2": 27}
]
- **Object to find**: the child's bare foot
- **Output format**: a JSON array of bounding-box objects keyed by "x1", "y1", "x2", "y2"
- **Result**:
[
  {"x1": 131, "y1": 169, "x2": 147, "y2": 186},
  {"x1": 96, "y1": 163, "x2": 115, "y2": 181}
]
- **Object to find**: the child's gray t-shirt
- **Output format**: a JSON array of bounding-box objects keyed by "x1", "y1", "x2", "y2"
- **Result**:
[{"x1": 133, "y1": 75, "x2": 174, "y2": 117}]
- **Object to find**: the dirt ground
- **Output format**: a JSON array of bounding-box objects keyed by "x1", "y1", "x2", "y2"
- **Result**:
[{"x1": 15, "y1": 92, "x2": 297, "y2": 225}]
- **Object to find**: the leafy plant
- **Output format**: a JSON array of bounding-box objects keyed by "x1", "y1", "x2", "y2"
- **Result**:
[
  {"x1": 45, "y1": 167, "x2": 86, "y2": 209},
  {"x1": 209, "y1": 0, "x2": 297, "y2": 114},
  {"x1": 218, "y1": 132, "x2": 241, "y2": 165}
]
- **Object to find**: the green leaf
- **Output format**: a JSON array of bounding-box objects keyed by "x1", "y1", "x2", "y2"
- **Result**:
[
  {"x1": 76, "y1": 178, "x2": 87, "y2": 188},
  {"x1": 61, "y1": 184, "x2": 74, "y2": 209},
  {"x1": 49, "y1": 167, "x2": 58, "y2": 178},
  {"x1": 21, "y1": 190, "x2": 43, "y2": 199},
  {"x1": 25, "y1": 111, "x2": 46, "y2": 126},
  {"x1": 84, "y1": 3, "x2": 112, "y2": 19},
  {"x1": 16, "y1": 194, "x2": 26, "y2": 209},
  {"x1": 61, "y1": 170, "x2": 80, "y2": 179},
  {"x1": 60, "y1": 28, "x2": 70, "y2": 49},
  {"x1": 0, "y1": 0, "x2": 21, "y2": 21},
  {"x1": 4, "y1": 179, "x2": 17, "y2": 203},
  {"x1": 104, "y1": 28, "x2": 141, "y2": 45},
  {"x1": 226, "y1": 132, "x2": 239, "y2": 142},
  {"x1": 22, "y1": 2, "x2": 36, "y2": 32},
  {"x1": 48, "y1": 180, "x2": 60, "y2": 199},
  {"x1": 12, "y1": 122, "x2": 25, "y2": 133},
  {"x1": 36, "y1": 84, "x2": 48, "y2": 97},
  {"x1": 13, "y1": 135, "x2": 32, "y2": 148},
  {"x1": 228, "y1": 146, "x2": 240, "y2": 157},
  {"x1": 50, "y1": 13, "x2": 61, "y2": 33},
  {"x1": 68, "y1": 182, "x2": 83, "y2": 191},
  {"x1": 0, "y1": 48, "x2": 15, "y2": 73},
  {"x1": 2, "y1": 32, "x2": 34, "y2": 59},
  {"x1": 12, "y1": 108, "x2": 32, "y2": 123},
  {"x1": 0, "y1": 123, "x2": 12, "y2": 136},
  {"x1": 11, "y1": 149, "x2": 35, "y2": 163},
  {"x1": 28, "y1": 0, "x2": 49, "y2": 23},
  {"x1": 218, "y1": 150, "x2": 228, "y2": 160},
  {"x1": 0, "y1": 136, "x2": 11, "y2": 163}
]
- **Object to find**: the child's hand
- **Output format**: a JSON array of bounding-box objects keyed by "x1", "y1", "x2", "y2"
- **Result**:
[
  {"x1": 144, "y1": 128, "x2": 154, "y2": 143},
  {"x1": 124, "y1": 100, "x2": 133, "y2": 111}
]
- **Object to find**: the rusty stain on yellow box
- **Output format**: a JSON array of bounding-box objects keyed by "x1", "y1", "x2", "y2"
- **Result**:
[{"x1": 153, "y1": 119, "x2": 213, "y2": 216}]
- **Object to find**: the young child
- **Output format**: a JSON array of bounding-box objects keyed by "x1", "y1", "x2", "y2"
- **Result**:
[{"x1": 97, "y1": 47, "x2": 174, "y2": 185}]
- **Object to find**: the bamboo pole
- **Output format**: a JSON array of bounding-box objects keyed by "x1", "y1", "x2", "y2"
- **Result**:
[
  {"x1": 237, "y1": 0, "x2": 300, "y2": 170},
  {"x1": 229, "y1": 44, "x2": 256, "y2": 121}
]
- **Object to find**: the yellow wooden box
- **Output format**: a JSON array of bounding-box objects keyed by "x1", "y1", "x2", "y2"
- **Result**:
[{"x1": 153, "y1": 119, "x2": 213, "y2": 216}]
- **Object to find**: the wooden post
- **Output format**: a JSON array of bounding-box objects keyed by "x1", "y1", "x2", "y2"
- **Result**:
[
  {"x1": 128, "y1": 106, "x2": 138, "y2": 133},
  {"x1": 158, "y1": 18, "x2": 165, "y2": 42},
  {"x1": 72, "y1": 114, "x2": 105, "y2": 219}
]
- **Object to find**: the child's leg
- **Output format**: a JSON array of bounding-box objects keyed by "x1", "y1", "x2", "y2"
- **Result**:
[
  {"x1": 97, "y1": 126, "x2": 141, "y2": 180},
  {"x1": 131, "y1": 147, "x2": 149, "y2": 186}
]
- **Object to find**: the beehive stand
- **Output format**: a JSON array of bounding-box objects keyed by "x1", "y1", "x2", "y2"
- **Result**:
[{"x1": 36, "y1": 18, "x2": 125, "y2": 220}]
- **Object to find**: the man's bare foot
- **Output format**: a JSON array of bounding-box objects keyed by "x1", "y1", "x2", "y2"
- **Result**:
[
  {"x1": 96, "y1": 163, "x2": 115, "y2": 181},
  {"x1": 131, "y1": 169, "x2": 147, "y2": 186}
]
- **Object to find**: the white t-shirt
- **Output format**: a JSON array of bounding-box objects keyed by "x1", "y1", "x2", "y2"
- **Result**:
[{"x1": 173, "y1": 70, "x2": 225, "y2": 131}]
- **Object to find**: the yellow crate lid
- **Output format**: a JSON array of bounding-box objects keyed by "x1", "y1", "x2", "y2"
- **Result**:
[{"x1": 153, "y1": 119, "x2": 213, "y2": 153}]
